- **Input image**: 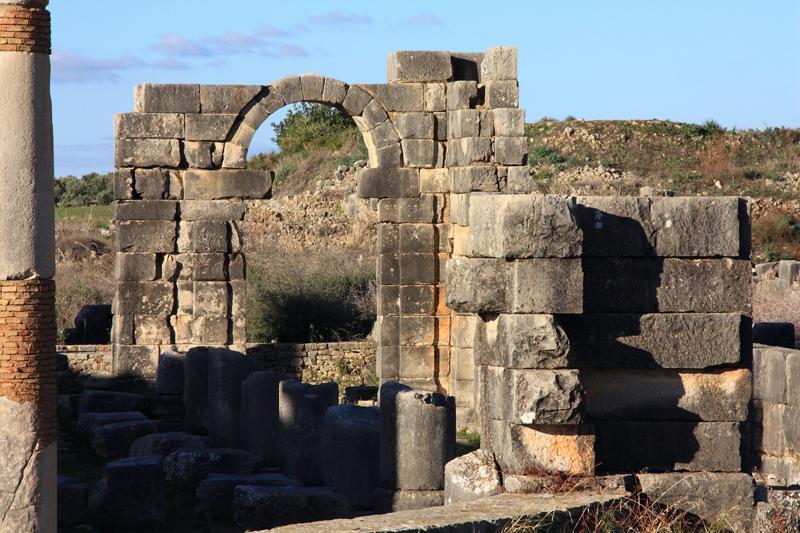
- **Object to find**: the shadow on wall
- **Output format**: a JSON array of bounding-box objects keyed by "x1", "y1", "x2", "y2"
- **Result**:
[{"x1": 570, "y1": 206, "x2": 700, "y2": 473}]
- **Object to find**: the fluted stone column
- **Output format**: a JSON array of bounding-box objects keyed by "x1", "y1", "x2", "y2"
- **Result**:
[{"x1": 0, "y1": 0, "x2": 56, "y2": 531}]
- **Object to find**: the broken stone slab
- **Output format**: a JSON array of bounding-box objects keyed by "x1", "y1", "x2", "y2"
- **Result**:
[
  {"x1": 92, "y1": 419, "x2": 159, "y2": 459},
  {"x1": 278, "y1": 380, "x2": 339, "y2": 484},
  {"x1": 373, "y1": 488, "x2": 445, "y2": 512},
  {"x1": 583, "y1": 257, "x2": 752, "y2": 313},
  {"x1": 196, "y1": 473, "x2": 303, "y2": 519},
  {"x1": 444, "y1": 450, "x2": 502, "y2": 505},
  {"x1": 557, "y1": 313, "x2": 747, "y2": 368},
  {"x1": 240, "y1": 371, "x2": 292, "y2": 465},
  {"x1": 322, "y1": 404, "x2": 381, "y2": 510},
  {"x1": 57, "y1": 476, "x2": 89, "y2": 526},
  {"x1": 76, "y1": 411, "x2": 148, "y2": 439},
  {"x1": 207, "y1": 348, "x2": 262, "y2": 448},
  {"x1": 233, "y1": 485, "x2": 350, "y2": 531},
  {"x1": 388, "y1": 51, "x2": 453, "y2": 82},
  {"x1": 595, "y1": 422, "x2": 742, "y2": 473},
  {"x1": 106, "y1": 455, "x2": 166, "y2": 527},
  {"x1": 467, "y1": 194, "x2": 582, "y2": 258},
  {"x1": 475, "y1": 314, "x2": 571, "y2": 369},
  {"x1": 156, "y1": 351, "x2": 184, "y2": 395},
  {"x1": 379, "y1": 381, "x2": 456, "y2": 490},
  {"x1": 482, "y1": 419, "x2": 595, "y2": 476},
  {"x1": 183, "y1": 347, "x2": 209, "y2": 433},
  {"x1": 128, "y1": 432, "x2": 208, "y2": 457},
  {"x1": 183, "y1": 169, "x2": 272, "y2": 200},
  {"x1": 582, "y1": 368, "x2": 751, "y2": 422},
  {"x1": 79, "y1": 390, "x2": 147, "y2": 413},
  {"x1": 444, "y1": 257, "x2": 511, "y2": 314},
  {"x1": 636, "y1": 472, "x2": 754, "y2": 532}
]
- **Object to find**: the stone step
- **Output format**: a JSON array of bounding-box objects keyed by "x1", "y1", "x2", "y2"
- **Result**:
[
  {"x1": 233, "y1": 486, "x2": 350, "y2": 531},
  {"x1": 196, "y1": 473, "x2": 303, "y2": 519}
]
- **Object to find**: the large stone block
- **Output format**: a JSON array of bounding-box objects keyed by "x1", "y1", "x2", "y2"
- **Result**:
[
  {"x1": 57, "y1": 476, "x2": 89, "y2": 526},
  {"x1": 184, "y1": 113, "x2": 237, "y2": 141},
  {"x1": 752, "y1": 347, "x2": 787, "y2": 403},
  {"x1": 360, "y1": 83, "x2": 424, "y2": 111},
  {"x1": 115, "y1": 138, "x2": 181, "y2": 168},
  {"x1": 278, "y1": 380, "x2": 339, "y2": 484},
  {"x1": 196, "y1": 473, "x2": 302, "y2": 520},
  {"x1": 557, "y1": 313, "x2": 746, "y2": 368},
  {"x1": 582, "y1": 368, "x2": 751, "y2": 422},
  {"x1": 240, "y1": 371, "x2": 291, "y2": 465},
  {"x1": 164, "y1": 447, "x2": 259, "y2": 492},
  {"x1": 443, "y1": 450, "x2": 502, "y2": 505},
  {"x1": 480, "y1": 46, "x2": 518, "y2": 81},
  {"x1": 116, "y1": 220, "x2": 176, "y2": 253},
  {"x1": 357, "y1": 168, "x2": 419, "y2": 198},
  {"x1": 505, "y1": 369, "x2": 584, "y2": 425},
  {"x1": 207, "y1": 349, "x2": 261, "y2": 448},
  {"x1": 115, "y1": 281, "x2": 174, "y2": 315},
  {"x1": 92, "y1": 419, "x2": 159, "y2": 459},
  {"x1": 650, "y1": 196, "x2": 744, "y2": 257},
  {"x1": 133, "y1": 168, "x2": 170, "y2": 199},
  {"x1": 494, "y1": 136, "x2": 528, "y2": 165},
  {"x1": 115, "y1": 113, "x2": 183, "y2": 139},
  {"x1": 449, "y1": 166, "x2": 500, "y2": 193},
  {"x1": 379, "y1": 382, "x2": 456, "y2": 490},
  {"x1": 106, "y1": 455, "x2": 166, "y2": 527},
  {"x1": 484, "y1": 80, "x2": 519, "y2": 108},
  {"x1": 200, "y1": 84, "x2": 262, "y2": 114},
  {"x1": 177, "y1": 220, "x2": 229, "y2": 253},
  {"x1": 233, "y1": 486, "x2": 350, "y2": 531},
  {"x1": 445, "y1": 257, "x2": 511, "y2": 314},
  {"x1": 372, "y1": 488, "x2": 444, "y2": 513},
  {"x1": 636, "y1": 473, "x2": 754, "y2": 533},
  {"x1": 388, "y1": 51, "x2": 453, "y2": 82},
  {"x1": 583, "y1": 257, "x2": 752, "y2": 313},
  {"x1": 393, "y1": 112, "x2": 435, "y2": 139},
  {"x1": 115, "y1": 253, "x2": 157, "y2": 281},
  {"x1": 475, "y1": 314, "x2": 571, "y2": 369},
  {"x1": 575, "y1": 196, "x2": 653, "y2": 256},
  {"x1": 483, "y1": 419, "x2": 595, "y2": 476},
  {"x1": 447, "y1": 80, "x2": 478, "y2": 110},
  {"x1": 467, "y1": 194, "x2": 582, "y2": 258},
  {"x1": 135, "y1": 83, "x2": 200, "y2": 113},
  {"x1": 156, "y1": 351, "x2": 184, "y2": 395},
  {"x1": 512, "y1": 258, "x2": 583, "y2": 313},
  {"x1": 492, "y1": 108, "x2": 526, "y2": 136},
  {"x1": 183, "y1": 169, "x2": 272, "y2": 200},
  {"x1": 114, "y1": 344, "x2": 159, "y2": 377},
  {"x1": 594, "y1": 422, "x2": 742, "y2": 472},
  {"x1": 322, "y1": 405, "x2": 381, "y2": 510},
  {"x1": 128, "y1": 432, "x2": 208, "y2": 457},
  {"x1": 116, "y1": 200, "x2": 177, "y2": 221}
]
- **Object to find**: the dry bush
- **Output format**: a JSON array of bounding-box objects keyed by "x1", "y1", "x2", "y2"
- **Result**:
[{"x1": 751, "y1": 211, "x2": 800, "y2": 262}]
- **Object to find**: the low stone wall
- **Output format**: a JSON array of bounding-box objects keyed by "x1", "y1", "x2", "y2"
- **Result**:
[
  {"x1": 752, "y1": 343, "x2": 800, "y2": 486},
  {"x1": 57, "y1": 345, "x2": 113, "y2": 377},
  {"x1": 246, "y1": 341, "x2": 376, "y2": 386}
]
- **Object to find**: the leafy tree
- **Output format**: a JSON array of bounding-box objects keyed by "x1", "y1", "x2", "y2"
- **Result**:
[
  {"x1": 55, "y1": 172, "x2": 113, "y2": 207},
  {"x1": 272, "y1": 103, "x2": 356, "y2": 155}
]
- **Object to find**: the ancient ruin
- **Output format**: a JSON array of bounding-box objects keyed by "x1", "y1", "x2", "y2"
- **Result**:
[{"x1": 1, "y1": 14, "x2": 796, "y2": 527}]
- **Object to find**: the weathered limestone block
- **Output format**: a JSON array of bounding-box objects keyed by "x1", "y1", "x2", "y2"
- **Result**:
[
  {"x1": 183, "y1": 169, "x2": 272, "y2": 200},
  {"x1": 321, "y1": 77, "x2": 347, "y2": 105},
  {"x1": 448, "y1": 109, "x2": 481, "y2": 139},
  {"x1": 196, "y1": 473, "x2": 303, "y2": 520},
  {"x1": 135, "y1": 83, "x2": 200, "y2": 113},
  {"x1": 494, "y1": 137, "x2": 528, "y2": 165},
  {"x1": 378, "y1": 197, "x2": 435, "y2": 224},
  {"x1": 114, "y1": 113, "x2": 183, "y2": 139},
  {"x1": 360, "y1": 83, "x2": 424, "y2": 111},
  {"x1": 583, "y1": 257, "x2": 752, "y2": 313},
  {"x1": 341, "y1": 85, "x2": 371, "y2": 116},
  {"x1": 751, "y1": 401, "x2": 785, "y2": 455},
  {"x1": 358, "y1": 100, "x2": 387, "y2": 130},
  {"x1": 447, "y1": 80, "x2": 478, "y2": 110},
  {"x1": 92, "y1": 419, "x2": 159, "y2": 459},
  {"x1": 480, "y1": 46, "x2": 518, "y2": 81},
  {"x1": 322, "y1": 405, "x2": 381, "y2": 510},
  {"x1": 445, "y1": 258, "x2": 511, "y2": 313},
  {"x1": 177, "y1": 220, "x2": 229, "y2": 253},
  {"x1": 505, "y1": 369, "x2": 584, "y2": 425},
  {"x1": 475, "y1": 314, "x2": 571, "y2": 368},
  {"x1": 194, "y1": 281, "x2": 228, "y2": 315},
  {"x1": 116, "y1": 220, "x2": 176, "y2": 253},
  {"x1": 115, "y1": 253, "x2": 157, "y2": 281},
  {"x1": 425, "y1": 83, "x2": 446, "y2": 112},
  {"x1": 493, "y1": 108, "x2": 526, "y2": 136},
  {"x1": 650, "y1": 196, "x2": 745, "y2": 257},
  {"x1": 115, "y1": 281, "x2": 174, "y2": 315},
  {"x1": 483, "y1": 419, "x2": 595, "y2": 476},
  {"x1": 484, "y1": 80, "x2": 519, "y2": 108},
  {"x1": 162, "y1": 253, "x2": 227, "y2": 281},
  {"x1": 200, "y1": 84, "x2": 261, "y2": 113},
  {"x1": 512, "y1": 258, "x2": 583, "y2": 313},
  {"x1": 115, "y1": 138, "x2": 181, "y2": 168},
  {"x1": 379, "y1": 382, "x2": 456, "y2": 490},
  {"x1": 114, "y1": 168, "x2": 134, "y2": 200},
  {"x1": 79, "y1": 390, "x2": 147, "y2": 413},
  {"x1": 388, "y1": 51, "x2": 453, "y2": 82},
  {"x1": 636, "y1": 473, "x2": 754, "y2": 533},
  {"x1": 420, "y1": 168, "x2": 449, "y2": 192},
  {"x1": 444, "y1": 450, "x2": 502, "y2": 505},
  {"x1": 373, "y1": 488, "x2": 445, "y2": 513},
  {"x1": 116, "y1": 200, "x2": 177, "y2": 221},
  {"x1": 575, "y1": 196, "x2": 653, "y2": 256},
  {"x1": 184, "y1": 141, "x2": 224, "y2": 168},
  {"x1": 278, "y1": 380, "x2": 338, "y2": 484},
  {"x1": 594, "y1": 422, "x2": 742, "y2": 472},
  {"x1": 357, "y1": 168, "x2": 419, "y2": 198},
  {"x1": 156, "y1": 351, "x2": 184, "y2": 395},
  {"x1": 447, "y1": 137, "x2": 492, "y2": 166},
  {"x1": 106, "y1": 455, "x2": 166, "y2": 527},
  {"x1": 450, "y1": 166, "x2": 500, "y2": 193},
  {"x1": 582, "y1": 368, "x2": 751, "y2": 421},
  {"x1": 133, "y1": 168, "x2": 170, "y2": 199},
  {"x1": 240, "y1": 371, "x2": 291, "y2": 465},
  {"x1": 207, "y1": 349, "x2": 261, "y2": 448},
  {"x1": 468, "y1": 194, "x2": 582, "y2": 258},
  {"x1": 233, "y1": 486, "x2": 350, "y2": 531},
  {"x1": 401, "y1": 139, "x2": 438, "y2": 168},
  {"x1": 183, "y1": 347, "x2": 209, "y2": 433},
  {"x1": 128, "y1": 432, "x2": 208, "y2": 457},
  {"x1": 557, "y1": 313, "x2": 746, "y2": 368}
]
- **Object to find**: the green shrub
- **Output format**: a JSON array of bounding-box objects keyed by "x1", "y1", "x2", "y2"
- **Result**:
[
  {"x1": 272, "y1": 103, "x2": 357, "y2": 156},
  {"x1": 55, "y1": 172, "x2": 113, "y2": 207}
]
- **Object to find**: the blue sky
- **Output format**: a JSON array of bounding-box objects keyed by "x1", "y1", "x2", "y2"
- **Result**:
[{"x1": 50, "y1": 0, "x2": 800, "y2": 177}]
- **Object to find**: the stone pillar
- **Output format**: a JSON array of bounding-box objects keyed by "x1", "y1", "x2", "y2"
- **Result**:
[{"x1": 0, "y1": 1, "x2": 56, "y2": 531}]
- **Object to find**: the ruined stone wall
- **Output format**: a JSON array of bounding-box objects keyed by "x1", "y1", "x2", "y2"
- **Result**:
[
  {"x1": 753, "y1": 260, "x2": 800, "y2": 344},
  {"x1": 246, "y1": 341, "x2": 376, "y2": 384},
  {"x1": 57, "y1": 345, "x2": 113, "y2": 376},
  {"x1": 446, "y1": 194, "x2": 752, "y2": 475},
  {"x1": 752, "y1": 343, "x2": 800, "y2": 486}
]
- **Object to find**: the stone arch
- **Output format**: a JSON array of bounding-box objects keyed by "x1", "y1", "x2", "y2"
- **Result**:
[{"x1": 222, "y1": 75, "x2": 404, "y2": 170}]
